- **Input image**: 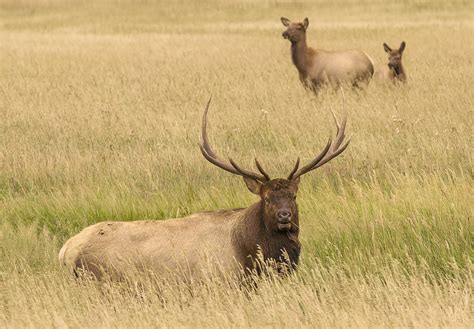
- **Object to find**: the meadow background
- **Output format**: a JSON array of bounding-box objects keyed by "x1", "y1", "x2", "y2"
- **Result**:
[{"x1": 0, "y1": 0, "x2": 473, "y2": 327}]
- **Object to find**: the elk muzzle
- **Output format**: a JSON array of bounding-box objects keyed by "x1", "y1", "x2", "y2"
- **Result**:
[
  {"x1": 277, "y1": 209, "x2": 292, "y2": 231},
  {"x1": 282, "y1": 31, "x2": 290, "y2": 39}
]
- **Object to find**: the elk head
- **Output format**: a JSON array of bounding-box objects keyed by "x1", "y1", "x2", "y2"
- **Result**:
[
  {"x1": 281, "y1": 17, "x2": 309, "y2": 43},
  {"x1": 199, "y1": 99, "x2": 350, "y2": 234},
  {"x1": 383, "y1": 41, "x2": 406, "y2": 70}
]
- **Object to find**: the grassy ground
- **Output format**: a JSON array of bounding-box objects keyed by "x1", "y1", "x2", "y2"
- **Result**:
[{"x1": 1, "y1": 0, "x2": 473, "y2": 327}]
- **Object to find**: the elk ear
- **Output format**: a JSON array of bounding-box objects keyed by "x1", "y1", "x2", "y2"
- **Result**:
[
  {"x1": 281, "y1": 17, "x2": 291, "y2": 27},
  {"x1": 243, "y1": 177, "x2": 262, "y2": 195},
  {"x1": 383, "y1": 43, "x2": 392, "y2": 53},
  {"x1": 303, "y1": 17, "x2": 309, "y2": 29},
  {"x1": 399, "y1": 41, "x2": 406, "y2": 53}
]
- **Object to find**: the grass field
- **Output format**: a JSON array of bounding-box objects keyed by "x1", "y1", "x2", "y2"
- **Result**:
[{"x1": 1, "y1": 0, "x2": 473, "y2": 327}]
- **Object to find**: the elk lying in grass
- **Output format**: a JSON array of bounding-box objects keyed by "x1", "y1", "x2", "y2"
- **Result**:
[
  {"x1": 281, "y1": 17, "x2": 374, "y2": 91},
  {"x1": 59, "y1": 99, "x2": 350, "y2": 281},
  {"x1": 375, "y1": 42, "x2": 407, "y2": 83}
]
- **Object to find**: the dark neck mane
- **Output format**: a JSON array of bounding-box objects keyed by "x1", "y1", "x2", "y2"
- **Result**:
[{"x1": 231, "y1": 202, "x2": 301, "y2": 274}]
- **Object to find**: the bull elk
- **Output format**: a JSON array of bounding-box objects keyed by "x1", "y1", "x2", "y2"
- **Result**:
[
  {"x1": 59, "y1": 99, "x2": 350, "y2": 281},
  {"x1": 375, "y1": 42, "x2": 407, "y2": 83},
  {"x1": 281, "y1": 17, "x2": 375, "y2": 91}
]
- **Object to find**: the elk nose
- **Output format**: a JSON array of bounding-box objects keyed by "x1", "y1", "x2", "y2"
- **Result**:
[
  {"x1": 282, "y1": 31, "x2": 289, "y2": 38},
  {"x1": 277, "y1": 209, "x2": 292, "y2": 223}
]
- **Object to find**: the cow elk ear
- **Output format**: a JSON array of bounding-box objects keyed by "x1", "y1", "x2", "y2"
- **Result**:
[
  {"x1": 383, "y1": 43, "x2": 392, "y2": 53},
  {"x1": 281, "y1": 17, "x2": 291, "y2": 27},
  {"x1": 399, "y1": 41, "x2": 406, "y2": 53},
  {"x1": 243, "y1": 177, "x2": 262, "y2": 195},
  {"x1": 303, "y1": 17, "x2": 309, "y2": 29}
]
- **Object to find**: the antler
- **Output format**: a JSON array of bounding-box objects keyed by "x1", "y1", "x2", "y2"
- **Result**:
[
  {"x1": 288, "y1": 110, "x2": 350, "y2": 180},
  {"x1": 199, "y1": 98, "x2": 270, "y2": 182}
]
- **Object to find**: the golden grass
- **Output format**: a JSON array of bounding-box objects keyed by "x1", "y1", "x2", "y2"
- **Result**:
[{"x1": 0, "y1": 0, "x2": 473, "y2": 327}]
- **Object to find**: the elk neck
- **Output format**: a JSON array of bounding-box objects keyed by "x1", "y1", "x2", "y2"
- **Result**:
[
  {"x1": 231, "y1": 202, "x2": 301, "y2": 271},
  {"x1": 390, "y1": 63, "x2": 406, "y2": 81},
  {"x1": 290, "y1": 36, "x2": 313, "y2": 76}
]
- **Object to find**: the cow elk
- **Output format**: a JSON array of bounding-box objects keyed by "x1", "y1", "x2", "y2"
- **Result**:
[
  {"x1": 375, "y1": 42, "x2": 407, "y2": 83},
  {"x1": 281, "y1": 17, "x2": 375, "y2": 91},
  {"x1": 59, "y1": 99, "x2": 350, "y2": 281}
]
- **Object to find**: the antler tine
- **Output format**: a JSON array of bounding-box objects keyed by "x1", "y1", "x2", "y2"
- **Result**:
[
  {"x1": 255, "y1": 159, "x2": 271, "y2": 181},
  {"x1": 330, "y1": 110, "x2": 347, "y2": 151},
  {"x1": 331, "y1": 88, "x2": 347, "y2": 151},
  {"x1": 199, "y1": 97, "x2": 241, "y2": 175},
  {"x1": 290, "y1": 111, "x2": 350, "y2": 180},
  {"x1": 199, "y1": 98, "x2": 268, "y2": 182},
  {"x1": 330, "y1": 107, "x2": 340, "y2": 133},
  {"x1": 199, "y1": 144, "x2": 240, "y2": 176},
  {"x1": 229, "y1": 159, "x2": 267, "y2": 182},
  {"x1": 291, "y1": 137, "x2": 332, "y2": 180},
  {"x1": 312, "y1": 137, "x2": 351, "y2": 169},
  {"x1": 200, "y1": 97, "x2": 215, "y2": 157},
  {"x1": 287, "y1": 157, "x2": 300, "y2": 180}
]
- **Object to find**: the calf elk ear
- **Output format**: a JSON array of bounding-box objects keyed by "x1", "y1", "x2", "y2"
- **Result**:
[
  {"x1": 243, "y1": 177, "x2": 262, "y2": 195},
  {"x1": 399, "y1": 41, "x2": 406, "y2": 53},
  {"x1": 303, "y1": 17, "x2": 309, "y2": 29},
  {"x1": 383, "y1": 43, "x2": 392, "y2": 53},
  {"x1": 281, "y1": 17, "x2": 291, "y2": 27}
]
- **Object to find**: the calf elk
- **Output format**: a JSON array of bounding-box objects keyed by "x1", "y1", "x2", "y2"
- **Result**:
[
  {"x1": 59, "y1": 99, "x2": 350, "y2": 280},
  {"x1": 375, "y1": 42, "x2": 407, "y2": 83},
  {"x1": 281, "y1": 17, "x2": 374, "y2": 91}
]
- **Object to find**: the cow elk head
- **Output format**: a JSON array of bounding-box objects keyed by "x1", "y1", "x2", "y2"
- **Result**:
[{"x1": 281, "y1": 17, "x2": 309, "y2": 43}]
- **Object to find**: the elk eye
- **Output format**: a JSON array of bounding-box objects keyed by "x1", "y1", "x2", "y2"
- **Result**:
[
  {"x1": 293, "y1": 195, "x2": 297, "y2": 200},
  {"x1": 264, "y1": 197, "x2": 270, "y2": 203}
]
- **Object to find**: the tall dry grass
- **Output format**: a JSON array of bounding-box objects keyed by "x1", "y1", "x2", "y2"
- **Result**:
[{"x1": 0, "y1": 0, "x2": 473, "y2": 327}]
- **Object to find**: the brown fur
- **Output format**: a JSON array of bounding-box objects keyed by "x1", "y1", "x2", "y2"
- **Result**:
[
  {"x1": 59, "y1": 179, "x2": 301, "y2": 280},
  {"x1": 375, "y1": 42, "x2": 407, "y2": 83},
  {"x1": 232, "y1": 180, "x2": 301, "y2": 274},
  {"x1": 281, "y1": 17, "x2": 374, "y2": 91}
]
